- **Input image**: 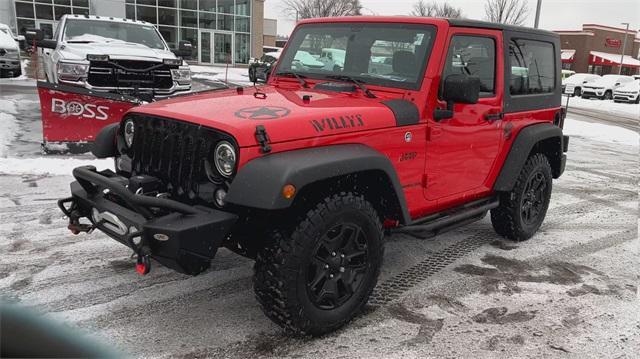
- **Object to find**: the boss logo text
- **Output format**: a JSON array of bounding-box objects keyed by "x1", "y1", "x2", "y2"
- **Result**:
[{"x1": 51, "y1": 98, "x2": 109, "y2": 120}]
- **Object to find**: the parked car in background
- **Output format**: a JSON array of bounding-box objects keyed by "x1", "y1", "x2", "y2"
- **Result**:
[
  {"x1": 0, "y1": 29, "x2": 21, "y2": 78},
  {"x1": 262, "y1": 45, "x2": 282, "y2": 54},
  {"x1": 562, "y1": 73, "x2": 600, "y2": 96},
  {"x1": 581, "y1": 74, "x2": 634, "y2": 100},
  {"x1": 290, "y1": 50, "x2": 325, "y2": 71},
  {"x1": 319, "y1": 48, "x2": 346, "y2": 71},
  {"x1": 248, "y1": 50, "x2": 280, "y2": 82},
  {"x1": 0, "y1": 23, "x2": 25, "y2": 44},
  {"x1": 613, "y1": 79, "x2": 640, "y2": 104},
  {"x1": 27, "y1": 14, "x2": 192, "y2": 98},
  {"x1": 561, "y1": 69, "x2": 575, "y2": 80}
]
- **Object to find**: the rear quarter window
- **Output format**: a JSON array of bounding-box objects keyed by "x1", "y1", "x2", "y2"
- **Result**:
[{"x1": 509, "y1": 39, "x2": 555, "y2": 95}]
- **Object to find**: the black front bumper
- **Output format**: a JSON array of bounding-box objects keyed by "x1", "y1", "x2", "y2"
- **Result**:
[{"x1": 60, "y1": 166, "x2": 238, "y2": 275}]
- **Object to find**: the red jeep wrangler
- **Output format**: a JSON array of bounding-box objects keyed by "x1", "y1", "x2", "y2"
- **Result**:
[{"x1": 59, "y1": 17, "x2": 568, "y2": 335}]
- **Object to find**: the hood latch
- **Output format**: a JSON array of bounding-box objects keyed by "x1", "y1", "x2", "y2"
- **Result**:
[{"x1": 255, "y1": 125, "x2": 271, "y2": 154}]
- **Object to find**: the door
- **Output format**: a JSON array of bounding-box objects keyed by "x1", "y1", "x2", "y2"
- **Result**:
[
  {"x1": 424, "y1": 29, "x2": 504, "y2": 203},
  {"x1": 198, "y1": 30, "x2": 213, "y2": 64},
  {"x1": 214, "y1": 32, "x2": 233, "y2": 65}
]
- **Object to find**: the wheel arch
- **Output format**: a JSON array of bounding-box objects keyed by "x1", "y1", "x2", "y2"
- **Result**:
[
  {"x1": 493, "y1": 123, "x2": 566, "y2": 192},
  {"x1": 225, "y1": 144, "x2": 411, "y2": 224}
]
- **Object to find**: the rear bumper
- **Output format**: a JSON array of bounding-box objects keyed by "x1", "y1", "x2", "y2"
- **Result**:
[{"x1": 60, "y1": 166, "x2": 237, "y2": 275}]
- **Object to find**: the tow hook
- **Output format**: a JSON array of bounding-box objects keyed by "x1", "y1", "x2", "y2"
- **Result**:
[
  {"x1": 136, "y1": 254, "x2": 151, "y2": 275},
  {"x1": 67, "y1": 222, "x2": 94, "y2": 235}
]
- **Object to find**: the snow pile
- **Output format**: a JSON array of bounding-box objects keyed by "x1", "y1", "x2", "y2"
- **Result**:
[
  {"x1": 565, "y1": 95, "x2": 640, "y2": 118},
  {"x1": 190, "y1": 65, "x2": 253, "y2": 86},
  {"x1": 564, "y1": 117, "x2": 638, "y2": 147},
  {"x1": 0, "y1": 99, "x2": 19, "y2": 157},
  {"x1": 0, "y1": 157, "x2": 113, "y2": 176}
]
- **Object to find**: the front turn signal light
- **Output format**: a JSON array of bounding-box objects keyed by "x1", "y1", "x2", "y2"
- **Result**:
[{"x1": 282, "y1": 184, "x2": 296, "y2": 199}]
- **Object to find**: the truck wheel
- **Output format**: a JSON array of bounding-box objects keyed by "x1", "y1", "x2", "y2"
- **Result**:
[
  {"x1": 253, "y1": 193, "x2": 384, "y2": 336},
  {"x1": 491, "y1": 153, "x2": 552, "y2": 241}
]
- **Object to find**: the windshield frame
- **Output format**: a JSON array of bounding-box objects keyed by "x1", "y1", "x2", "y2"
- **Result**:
[
  {"x1": 62, "y1": 18, "x2": 168, "y2": 50},
  {"x1": 273, "y1": 22, "x2": 437, "y2": 91}
]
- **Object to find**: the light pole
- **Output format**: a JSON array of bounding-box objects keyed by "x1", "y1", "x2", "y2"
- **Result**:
[
  {"x1": 534, "y1": 0, "x2": 542, "y2": 29},
  {"x1": 619, "y1": 22, "x2": 629, "y2": 75}
]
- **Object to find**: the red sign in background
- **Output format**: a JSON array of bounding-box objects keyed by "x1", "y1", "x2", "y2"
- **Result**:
[{"x1": 605, "y1": 38, "x2": 621, "y2": 48}]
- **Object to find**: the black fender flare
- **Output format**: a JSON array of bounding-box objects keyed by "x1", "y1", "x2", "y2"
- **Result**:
[
  {"x1": 493, "y1": 123, "x2": 566, "y2": 192},
  {"x1": 225, "y1": 144, "x2": 411, "y2": 224}
]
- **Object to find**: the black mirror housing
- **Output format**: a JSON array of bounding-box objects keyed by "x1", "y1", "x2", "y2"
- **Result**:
[
  {"x1": 24, "y1": 28, "x2": 44, "y2": 42},
  {"x1": 173, "y1": 40, "x2": 192, "y2": 57},
  {"x1": 442, "y1": 74, "x2": 481, "y2": 106}
]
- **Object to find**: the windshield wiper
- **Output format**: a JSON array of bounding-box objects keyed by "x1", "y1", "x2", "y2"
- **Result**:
[
  {"x1": 326, "y1": 74, "x2": 377, "y2": 98},
  {"x1": 276, "y1": 71, "x2": 309, "y2": 88}
]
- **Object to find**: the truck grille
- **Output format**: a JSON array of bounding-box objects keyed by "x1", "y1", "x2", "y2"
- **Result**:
[
  {"x1": 88, "y1": 60, "x2": 175, "y2": 90},
  {"x1": 127, "y1": 115, "x2": 235, "y2": 202}
]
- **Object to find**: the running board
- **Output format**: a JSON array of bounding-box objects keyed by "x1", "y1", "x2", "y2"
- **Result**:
[{"x1": 393, "y1": 197, "x2": 499, "y2": 238}]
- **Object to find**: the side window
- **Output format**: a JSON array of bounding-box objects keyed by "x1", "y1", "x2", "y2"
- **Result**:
[
  {"x1": 442, "y1": 35, "x2": 496, "y2": 97},
  {"x1": 509, "y1": 39, "x2": 555, "y2": 95}
]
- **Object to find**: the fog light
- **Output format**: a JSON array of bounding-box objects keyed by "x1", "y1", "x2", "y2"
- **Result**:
[
  {"x1": 282, "y1": 184, "x2": 296, "y2": 199},
  {"x1": 214, "y1": 188, "x2": 227, "y2": 207}
]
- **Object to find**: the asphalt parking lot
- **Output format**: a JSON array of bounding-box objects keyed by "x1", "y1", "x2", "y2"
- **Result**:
[{"x1": 0, "y1": 82, "x2": 638, "y2": 358}]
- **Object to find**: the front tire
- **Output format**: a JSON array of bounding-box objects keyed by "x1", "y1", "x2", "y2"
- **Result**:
[
  {"x1": 254, "y1": 193, "x2": 384, "y2": 336},
  {"x1": 491, "y1": 153, "x2": 552, "y2": 241},
  {"x1": 603, "y1": 90, "x2": 612, "y2": 100}
]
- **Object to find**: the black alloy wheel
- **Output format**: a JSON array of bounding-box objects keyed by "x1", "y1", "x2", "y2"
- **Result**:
[{"x1": 307, "y1": 223, "x2": 369, "y2": 310}]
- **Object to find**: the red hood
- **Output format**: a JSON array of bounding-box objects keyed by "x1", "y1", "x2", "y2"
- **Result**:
[{"x1": 129, "y1": 86, "x2": 400, "y2": 147}]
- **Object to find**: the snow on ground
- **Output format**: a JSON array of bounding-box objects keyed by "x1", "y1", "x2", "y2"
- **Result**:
[
  {"x1": 564, "y1": 117, "x2": 639, "y2": 146},
  {"x1": 0, "y1": 157, "x2": 113, "y2": 176},
  {"x1": 0, "y1": 98, "x2": 19, "y2": 157},
  {"x1": 190, "y1": 64, "x2": 253, "y2": 86},
  {"x1": 564, "y1": 94, "x2": 640, "y2": 118}
]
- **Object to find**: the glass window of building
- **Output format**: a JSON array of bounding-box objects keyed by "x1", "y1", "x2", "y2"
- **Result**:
[
  {"x1": 236, "y1": 0, "x2": 250, "y2": 16},
  {"x1": 158, "y1": 7, "x2": 177, "y2": 25},
  {"x1": 199, "y1": 12, "x2": 215, "y2": 29},
  {"x1": 199, "y1": 0, "x2": 216, "y2": 12},
  {"x1": 218, "y1": 0, "x2": 234, "y2": 14},
  {"x1": 217, "y1": 14, "x2": 233, "y2": 31},
  {"x1": 136, "y1": 5, "x2": 157, "y2": 23}
]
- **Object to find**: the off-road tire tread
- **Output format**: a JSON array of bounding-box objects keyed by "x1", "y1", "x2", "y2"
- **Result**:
[
  {"x1": 253, "y1": 192, "x2": 383, "y2": 336},
  {"x1": 491, "y1": 153, "x2": 552, "y2": 241}
]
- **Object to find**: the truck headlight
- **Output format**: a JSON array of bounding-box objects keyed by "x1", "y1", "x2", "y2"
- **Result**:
[
  {"x1": 171, "y1": 67, "x2": 191, "y2": 85},
  {"x1": 123, "y1": 119, "x2": 135, "y2": 148},
  {"x1": 57, "y1": 61, "x2": 88, "y2": 81},
  {"x1": 214, "y1": 141, "x2": 236, "y2": 177}
]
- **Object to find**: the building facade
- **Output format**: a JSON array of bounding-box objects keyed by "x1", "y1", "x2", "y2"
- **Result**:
[
  {"x1": 556, "y1": 24, "x2": 640, "y2": 75},
  {"x1": 0, "y1": 0, "x2": 268, "y2": 65}
]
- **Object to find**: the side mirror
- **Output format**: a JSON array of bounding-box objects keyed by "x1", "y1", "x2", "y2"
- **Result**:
[
  {"x1": 24, "y1": 28, "x2": 44, "y2": 42},
  {"x1": 173, "y1": 40, "x2": 192, "y2": 57},
  {"x1": 24, "y1": 28, "x2": 57, "y2": 49},
  {"x1": 434, "y1": 74, "x2": 481, "y2": 121}
]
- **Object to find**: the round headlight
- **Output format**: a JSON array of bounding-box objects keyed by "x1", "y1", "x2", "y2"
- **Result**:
[
  {"x1": 123, "y1": 119, "x2": 135, "y2": 147},
  {"x1": 214, "y1": 141, "x2": 236, "y2": 177}
]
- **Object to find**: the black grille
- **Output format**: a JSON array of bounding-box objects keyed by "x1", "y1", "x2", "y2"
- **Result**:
[
  {"x1": 88, "y1": 60, "x2": 175, "y2": 89},
  {"x1": 128, "y1": 115, "x2": 234, "y2": 202}
]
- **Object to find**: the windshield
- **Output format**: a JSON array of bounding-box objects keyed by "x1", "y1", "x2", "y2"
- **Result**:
[
  {"x1": 275, "y1": 23, "x2": 436, "y2": 90},
  {"x1": 63, "y1": 20, "x2": 165, "y2": 50}
]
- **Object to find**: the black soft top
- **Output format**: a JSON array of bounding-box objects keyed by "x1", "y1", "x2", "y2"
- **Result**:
[{"x1": 447, "y1": 19, "x2": 558, "y2": 38}]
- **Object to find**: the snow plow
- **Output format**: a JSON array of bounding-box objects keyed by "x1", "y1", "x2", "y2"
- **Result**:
[{"x1": 38, "y1": 81, "x2": 142, "y2": 153}]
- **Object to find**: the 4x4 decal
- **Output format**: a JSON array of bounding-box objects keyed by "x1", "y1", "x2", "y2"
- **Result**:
[
  {"x1": 235, "y1": 106, "x2": 290, "y2": 120},
  {"x1": 310, "y1": 114, "x2": 365, "y2": 133}
]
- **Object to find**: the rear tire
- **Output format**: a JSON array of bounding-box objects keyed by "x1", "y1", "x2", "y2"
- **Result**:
[
  {"x1": 253, "y1": 193, "x2": 384, "y2": 336},
  {"x1": 491, "y1": 153, "x2": 552, "y2": 241}
]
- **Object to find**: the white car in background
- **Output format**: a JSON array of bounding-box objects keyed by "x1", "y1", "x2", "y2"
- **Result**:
[
  {"x1": 319, "y1": 48, "x2": 346, "y2": 71},
  {"x1": 291, "y1": 50, "x2": 325, "y2": 70},
  {"x1": 581, "y1": 74, "x2": 634, "y2": 100},
  {"x1": 562, "y1": 73, "x2": 600, "y2": 97},
  {"x1": 0, "y1": 28, "x2": 21, "y2": 78},
  {"x1": 613, "y1": 80, "x2": 640, "y2": 104},
  {"x1": 28, "y1": 14, "x2": 191, "y2": 97}
]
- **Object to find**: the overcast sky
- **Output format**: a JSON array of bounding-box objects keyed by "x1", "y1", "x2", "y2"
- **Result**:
[{"x1": 264, "y1": 0, "x2": 640, "y2": 37}]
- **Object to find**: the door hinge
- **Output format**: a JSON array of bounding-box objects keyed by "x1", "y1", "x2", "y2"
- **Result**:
[{"x1": 421, "y1": 174, "x2": 428, "y2": 188}]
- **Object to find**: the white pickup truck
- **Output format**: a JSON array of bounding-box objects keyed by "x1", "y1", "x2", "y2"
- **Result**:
[{"x1": 28, "y1": 15, "x2": 192, "y2": 98}]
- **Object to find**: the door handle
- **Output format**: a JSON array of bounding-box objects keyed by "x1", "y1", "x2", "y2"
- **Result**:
[{"x1": 484, "y1": 112, "x2": 504, "y2": 122}]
